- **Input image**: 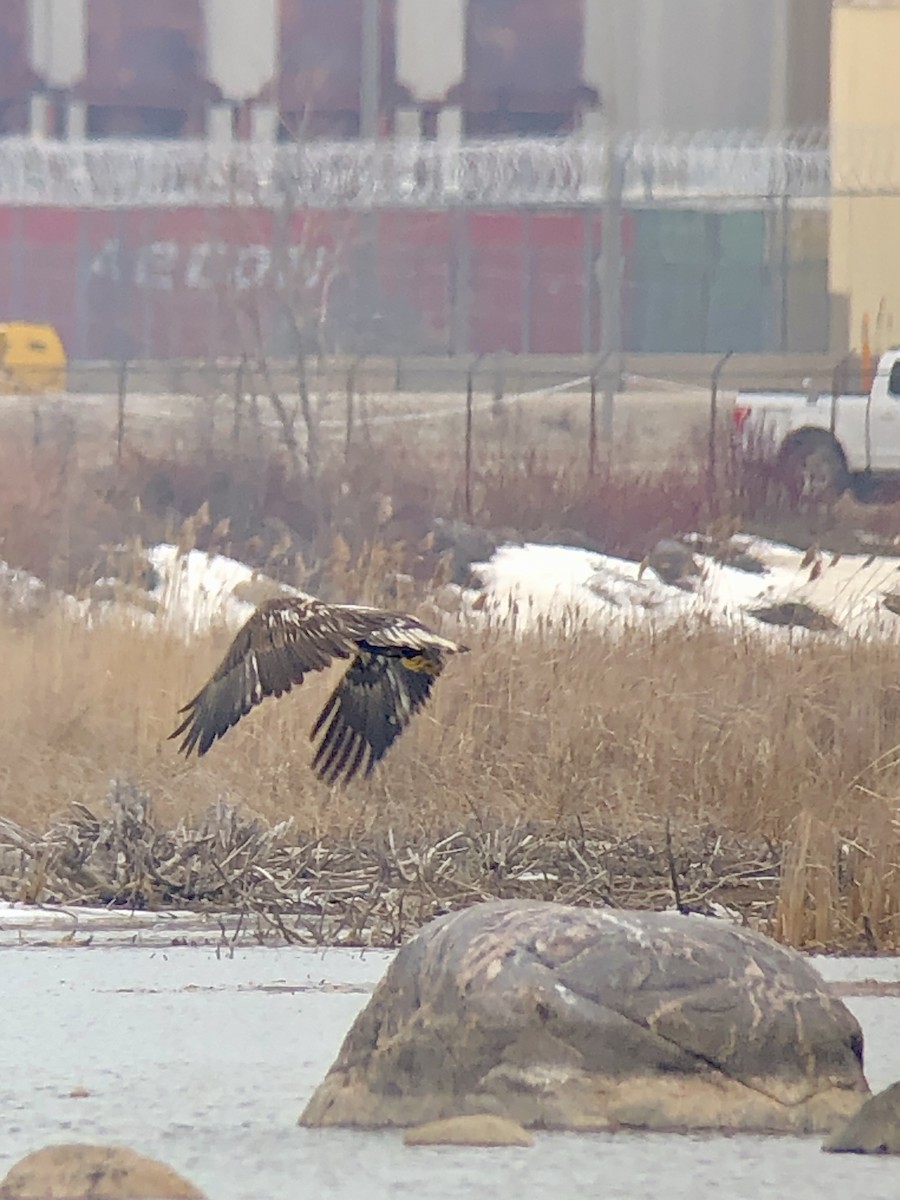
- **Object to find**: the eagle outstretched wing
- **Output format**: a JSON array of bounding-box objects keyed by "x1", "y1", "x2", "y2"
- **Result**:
[
  {"x1": 170, "y1": 594, "x2": 466, "y2": 783},
  {"x1": 310, "y1": 642, "x2": 443, "y2": 785}
]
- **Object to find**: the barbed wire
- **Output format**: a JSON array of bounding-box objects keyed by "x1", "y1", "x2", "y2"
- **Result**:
[{"x1": 0, "y1": 130, "x2": 860, "y2": 210}]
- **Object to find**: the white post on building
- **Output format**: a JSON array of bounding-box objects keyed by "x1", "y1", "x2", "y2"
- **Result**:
[
  {"x1": 395, "y1": 0, "x2": 467, "y2": 202},
  {"x1": 29, "y1": 0, "x2": 86, "y2": 138},
  {"x1": 204, "y1": 0, "x2": 278, "y2": 140},
  {"x1": 396, "y1": 0, "x2": 466, "y2": 140}
]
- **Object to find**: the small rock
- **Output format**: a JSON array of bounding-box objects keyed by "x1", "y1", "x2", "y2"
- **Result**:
[
  {"x1": 745, "y1": 601, "x2": 839, "y2": 632},
  {"x1": 404, "y1": 1114, "x2": 533, "y2": 1147},
  {"x1": 716, "y1": 549, "x2": 767, "y2": 575},
  {"x1": 645, "y1": 539, "x2": 703, "y2": 590},
  {"x1": 683, "y1": 533, "x2": 767, "y2": 576},
  {"x1": 0, "y1": 1143, "x2": 206, "y2": 1199},
  {"x1": 823, "y1": 1081, "x2": 900, "y2": 1154},
  {"x1": 431, "y1": 519, "x2": 503, "y2": 585}
]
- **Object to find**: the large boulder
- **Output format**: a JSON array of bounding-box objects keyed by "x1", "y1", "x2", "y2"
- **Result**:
[
  {"x1": 300, "y1": 900, "x2": 867, "y2": 1134},
  {"x1": 0, "y1": 1144, "x2": 205, "y2": 1199}
]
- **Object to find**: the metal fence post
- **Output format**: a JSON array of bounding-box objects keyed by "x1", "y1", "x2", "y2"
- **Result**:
[
  {"x1": 600, "y1": 144, "x2": 627, "y2": 442},
  {"x1": 588, "y1": 372, "x2": 599, "y2": 479},
  {"x1": 345, "y1": 357, "x2": 361, "y2": 461},
  {"x1": 232, "y1": 354, "x2": 246, "y2": 448},
  {"x1": 492, "y1": 355, "x2": 505, "y2": 405},
  {"x1": 465, "y1": 365, "x2": 474, "y2": 521},
  {"x1": 521, "y1": 211, "x2": 533, "y2": 354},
  {"x1": 588, "y1": 351, "x2": 611, "y2": 478},
  {"x1": 708, "y1": 350, "x2": 734, "y2": 514},
  {"x1": 779, "y1": 194, "x2": 790, "y2": 353},
  {"x1": 116, "y1": 359, "x2": 128, "y2": 466}
]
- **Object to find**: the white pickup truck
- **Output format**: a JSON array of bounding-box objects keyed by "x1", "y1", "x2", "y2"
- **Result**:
[{"x1": 733, "y1": 348, "x2": 900, "y2": 503}]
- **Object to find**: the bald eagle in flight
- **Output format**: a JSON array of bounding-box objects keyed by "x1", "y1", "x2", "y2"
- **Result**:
[{"x1": 170, "y1": 595, "x2": 467, "y2": 785}]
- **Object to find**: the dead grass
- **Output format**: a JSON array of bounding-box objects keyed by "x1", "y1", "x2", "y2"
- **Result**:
[
  {"x1": 0, "y1": 395, "x2": 723, "y2": 589},
  {"x1": 2, "y1": 603, "x2": 900, "y2": 949},
  {"x1": 3, "y1": 389, "x2": 900, "y2": 949},
  {"x1": 0, "y1": 781, "x2": 777, "y2": 947}
]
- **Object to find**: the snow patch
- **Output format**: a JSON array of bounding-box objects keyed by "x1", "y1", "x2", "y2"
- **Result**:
[
  {"x1": 146, "y1": 544, "x2": 287, "y2": 636},
  {"x1": 6, "y1": 535, "x2": 900, "y2": 643},
  {"x1": 458, "y1": 537, "x2": 900, "y2": 639}
]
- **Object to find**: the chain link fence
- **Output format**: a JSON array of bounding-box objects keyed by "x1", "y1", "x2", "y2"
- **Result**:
[
  {"x1": 20, "y1": 349, "x2": 861, "y2": 494},
  {"x1": 0, "y1": 132, "x2": 869, "y2": 359},
  {"x1": 0, "y1": 131, "x2": 836, "y2": 208}
]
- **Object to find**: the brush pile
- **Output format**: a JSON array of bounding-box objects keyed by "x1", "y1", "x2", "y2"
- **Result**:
[{"x1": 0, "y1": 780, "x2": 781, "y2": 947}]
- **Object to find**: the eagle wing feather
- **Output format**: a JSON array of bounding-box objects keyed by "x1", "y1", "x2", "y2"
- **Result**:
[
  {"x1": 170, "y1": 596, "x2": 355, "y2": 757},
  {"x1": 171, "y1": 596, "x2": 467, "y2": 780},
  {"x1": 310, "y1": 643, "x2": 441, "y2": 785}
]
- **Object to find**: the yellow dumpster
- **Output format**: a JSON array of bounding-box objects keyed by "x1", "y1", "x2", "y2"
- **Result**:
[{"x1": 0, "y1": 322, "x2": 67, "y2": 394}]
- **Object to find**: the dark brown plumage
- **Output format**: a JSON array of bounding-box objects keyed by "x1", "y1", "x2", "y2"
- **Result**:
[{"x1": 170, "y1": 595, "x2": 467, "y2": 784}]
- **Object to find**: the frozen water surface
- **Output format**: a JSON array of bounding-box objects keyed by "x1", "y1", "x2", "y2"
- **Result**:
[{"x1": 3, "y1": 912, "x2": 900, "y2": 1199}]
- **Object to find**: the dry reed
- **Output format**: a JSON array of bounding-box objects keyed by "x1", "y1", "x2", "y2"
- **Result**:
[
  {"x1": 0, "y1": 601, "x2": 900, "y2": 950},
  {"x1": 1, "y1": 394, "x2": 900, "y2": 950}
]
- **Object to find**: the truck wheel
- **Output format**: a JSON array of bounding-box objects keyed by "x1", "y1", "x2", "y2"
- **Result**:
[{"x1": 779, "y1": 437, "x2": 849, "y2": 505}]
